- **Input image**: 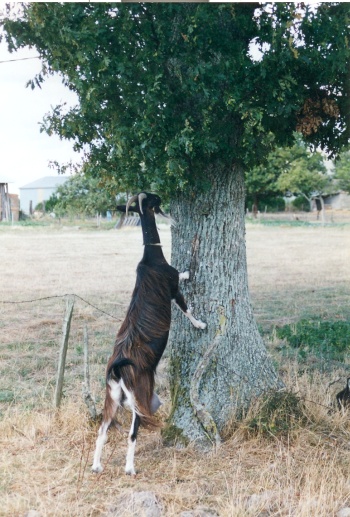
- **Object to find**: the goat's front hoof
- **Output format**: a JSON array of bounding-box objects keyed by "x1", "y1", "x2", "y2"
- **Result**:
[
  {"x1": 196, "y1": 320, "x2": 207, "y2": 330},
  {"x1": 125, "y1": 467, "x2": 136, "y2": 476},
  {"x1": 92, "y1": 464, "x2": 103, "y2": 474},
  {"x1": 179, "y1": 271, "x2": 190, "y2": 281}
]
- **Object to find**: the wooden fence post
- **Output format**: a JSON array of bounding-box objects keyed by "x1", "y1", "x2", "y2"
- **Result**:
[{"x1": 54, "y1": 295, "x2": 75, "y2": 408}]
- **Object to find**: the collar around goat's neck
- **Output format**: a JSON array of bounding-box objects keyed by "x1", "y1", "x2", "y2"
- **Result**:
[{"x1": 144, "y1": 243, "x2": 162, "y2": 246}]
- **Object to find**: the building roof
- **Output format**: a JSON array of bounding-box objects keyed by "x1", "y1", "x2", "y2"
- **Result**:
[{"x1": 20, "y1": 176, "x2": 69, "y2": 190}]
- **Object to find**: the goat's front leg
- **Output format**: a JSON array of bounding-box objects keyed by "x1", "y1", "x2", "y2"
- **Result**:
[
  {"x1": 179, "y1": 270, "x2": 190, "y2": 281},
  {"x1": 174, "y1": 290, "x2": 207, "y2": 330}
]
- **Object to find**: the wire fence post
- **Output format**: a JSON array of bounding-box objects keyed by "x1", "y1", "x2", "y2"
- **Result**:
[{"x1": 54, "y1": 295, "x2": 75, "y2": 408}]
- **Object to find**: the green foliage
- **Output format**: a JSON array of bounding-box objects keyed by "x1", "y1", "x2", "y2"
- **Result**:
[
  {"x1": 2, "y1": 3, "x2": 350, "y2": 197},
  {"x1": 246, "y1": 194, "x2": 285, "y2": 213},
  {"x1": 276, "y1": 319, "x2": 350, "y2": 361},
  {"x1": 291, "y1": 196, "x2": 310, "y2": 211},
  {"x1": 246, "y1": 133, "x2": 329, "y2": 209},
  {"x1": 53, "y1": 174, "x2": 118, "y2": 216},
  {"x1": 35, "y1": 193, "x2": 59, "y2": 213},
  {"x1": 333, "y1": 150, "x2": 350, "y2": 193},
  {"x1": 276, "y1": 134, "x2": 329, "y2": 201},
  {"x1": 247, "y1": 391, "x2": 306, "y2": 438}
]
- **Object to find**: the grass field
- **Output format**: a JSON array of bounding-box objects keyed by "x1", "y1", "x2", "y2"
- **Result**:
[{"x1": 1, "y1": 221, "x2": 350, "y2": 516}]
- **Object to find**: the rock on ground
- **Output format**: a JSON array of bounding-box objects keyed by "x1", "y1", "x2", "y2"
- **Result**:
[
  {"x1": 180, "y1": 507, "x2": 219, "y2": 517},
  {"x1": 336, "y1": 508, "x2": 350, "y2": 517},
  {"x1": 105, "y1": 491, "x2": 163, "y2": 517}
]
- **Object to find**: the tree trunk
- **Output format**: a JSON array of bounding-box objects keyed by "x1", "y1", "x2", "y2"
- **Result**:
[{"x1": 165, "y1": 164, "x2": 282, "y2": 447}]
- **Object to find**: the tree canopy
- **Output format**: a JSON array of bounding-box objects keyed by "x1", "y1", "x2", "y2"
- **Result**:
[{"x1": 2, "y1": 3, "x2": 350, "y2": 197}]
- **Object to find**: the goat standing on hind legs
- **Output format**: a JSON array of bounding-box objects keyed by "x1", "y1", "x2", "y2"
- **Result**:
[{"x1": 92, "y1": 192, "x2": 206, "y2": 476}]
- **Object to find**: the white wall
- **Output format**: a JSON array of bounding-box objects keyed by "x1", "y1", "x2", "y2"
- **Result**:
[{"x1": 20, "y1": 187, "x2": 57, "y2": 214}]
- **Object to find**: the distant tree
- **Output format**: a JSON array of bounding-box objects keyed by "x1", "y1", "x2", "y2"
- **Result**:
[
  {"x1": 245, "y1": 140, "x2": 285, "y2": 215},
  {"x1": 333, "y1": 150, "x2": 350, "y2": 193},
  {"x1": 246, "y1": 134, "x2": 329, "y2": 214},
  {"x1": 53, "y1": 174, "x2": 119, "y2": 217},
  {"x1": 35, "y1": 193, "x2": 59, "y2": 213},
  {"x1": 3, "y1": 3, "x2": 350, "y2": 445},
  {"x1": 276, "y1": 136, "x2": 329, "y2": 212}
]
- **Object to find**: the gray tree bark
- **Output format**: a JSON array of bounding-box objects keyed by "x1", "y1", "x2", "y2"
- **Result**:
[{"x1": 165, "y1": 164, "x2": 282, "y2": 447}]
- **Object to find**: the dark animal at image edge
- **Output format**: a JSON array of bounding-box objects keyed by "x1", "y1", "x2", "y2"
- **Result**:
[
  {"x1": 92, "y1": 192, "x2": 207, "y2": 475},
  {"x1": 336, "y1": 378, "x2": 350, "y2": 410}
]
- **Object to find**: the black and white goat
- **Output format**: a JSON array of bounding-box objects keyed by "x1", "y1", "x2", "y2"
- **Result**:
[
  {"x1": 336, "y1": 378, "x2": 350, "y2": 411},
  {"x1": 92, "y1": 192, "x2": 206, "y2": 475}
]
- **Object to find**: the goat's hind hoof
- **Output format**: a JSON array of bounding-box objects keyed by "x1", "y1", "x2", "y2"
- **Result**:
[
  {"x1": 125, "y1": 468, "x2": 137, "y2": 477},
  {"x1": 91, "y1": 465, "x2": 103, "y2": 474},
  {"x1": 197, "y1": 320, "x2": 207, "y2": 330}
]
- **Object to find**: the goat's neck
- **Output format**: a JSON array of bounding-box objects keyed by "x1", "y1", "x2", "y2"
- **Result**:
[
  {"x1": 140, "y1": 211, "x2": 161, "y2": 245},
  {"x1": 140, "y1": 212, "x2": 167, "y2": 264}
]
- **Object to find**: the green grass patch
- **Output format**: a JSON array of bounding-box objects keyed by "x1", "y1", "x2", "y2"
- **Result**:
[
  {"x1": 275, "y1": 319, "x2": 350, "y2": 361},
  {"x1": 0, "y1": 390, "x2": 14, "y2": 403},
  {"x1": 246, "y1": 391, "x2": 306, "y2": 438}
]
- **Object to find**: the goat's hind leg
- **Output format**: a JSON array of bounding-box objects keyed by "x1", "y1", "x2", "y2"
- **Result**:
[
  {"x1": 92, "y1": 380, "x2": 122, "y2": 474},
  {"x1": 125, "y1": 409, "x2": 140, "y2": 476}
]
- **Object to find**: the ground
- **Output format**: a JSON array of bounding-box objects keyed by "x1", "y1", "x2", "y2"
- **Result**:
[{"x1": 0, "y1": 217, "x2": 350, "y2": 516}]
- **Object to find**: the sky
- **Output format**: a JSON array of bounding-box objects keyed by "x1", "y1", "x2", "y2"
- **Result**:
[{"x1": 0, "y1": 35, "x2": 80, "y2": 195}]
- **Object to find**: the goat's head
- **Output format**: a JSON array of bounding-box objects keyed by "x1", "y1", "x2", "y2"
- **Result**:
[{"x1": 117, "y1": 193, "x2": 164, "y2": 217}]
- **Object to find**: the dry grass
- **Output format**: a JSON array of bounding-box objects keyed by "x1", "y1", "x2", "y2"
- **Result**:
[{"x1": 1, "y1": 221, "x2": 350, "y2": 516}]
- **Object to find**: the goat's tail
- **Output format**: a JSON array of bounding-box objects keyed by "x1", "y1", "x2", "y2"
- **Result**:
[
  {"x1": 106, "y1": 357, "x2": 161, "y2": 430},
  {"x1": 107, "y1": 357, "x2": 135, "y2": 382}
]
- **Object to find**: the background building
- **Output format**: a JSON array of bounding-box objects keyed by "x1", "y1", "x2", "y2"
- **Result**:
[{"x1": 19, "y1": 176, "x2": 68, "y2": 215}]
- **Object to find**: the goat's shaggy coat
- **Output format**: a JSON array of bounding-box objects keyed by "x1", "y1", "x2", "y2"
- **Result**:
[{"x1": 92, "y1": 192, "x2": 206, "y2": 475}]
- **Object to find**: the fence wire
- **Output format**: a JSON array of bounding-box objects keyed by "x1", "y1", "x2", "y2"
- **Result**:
[
  {"x1": 0, "y1": 294, "x2": 121, "y2": 412},
  {"x1": 0, "y1": 293, "x2": 347, "y2": 419}
]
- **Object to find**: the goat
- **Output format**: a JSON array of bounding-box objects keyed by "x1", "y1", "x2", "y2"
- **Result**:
[
  {"x1": 336, "y1": 378, "x2": 350, "y2": 411},
  {"x1": 92, "y1": 192, "x2": 206, "y2": 475}
]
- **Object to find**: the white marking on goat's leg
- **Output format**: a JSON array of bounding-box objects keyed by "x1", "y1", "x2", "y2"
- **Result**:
[
  {"x1": 179, "y1": 271, "x2": 190, "y2": 281},
  {"x1": 91, "y1": 380, "x2": 122, "y2": 474},
  {"x1": 125, "y1": 409, "x2": 139, "y2": 476},
  {"x1": 174, "y1": 290, "x2": 207, "y2": 330},
  {"x1": 92, "y1": 421, "x2": 110, "y2": 474},
  {"x1": 185, "y1": 310, "x2": 207, "y2": 330}
]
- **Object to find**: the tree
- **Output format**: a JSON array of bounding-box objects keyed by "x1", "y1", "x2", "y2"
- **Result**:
[
  {"x1": 333, "y1": 150, "x2": 350, "y2": 193},
  {"x1": 52, "y1": 173, "x2": 119, "y2": 217},
  {"x1": 2, "y1": 3, "x2": 350, "y2": 446},
  {"x1": 245, "y1": 138, "x2": 286, "y2": 215}
]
